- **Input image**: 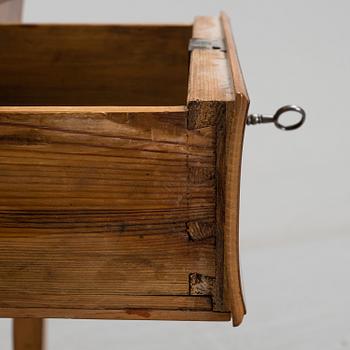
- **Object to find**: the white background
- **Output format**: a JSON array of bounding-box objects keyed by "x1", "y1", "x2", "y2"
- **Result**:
[{"x1": 0, "y1": 0, "x2": 349, "y2": 349}]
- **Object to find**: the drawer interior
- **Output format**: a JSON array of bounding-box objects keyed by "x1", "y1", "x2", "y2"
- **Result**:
[{"x1": 0, "y1": 24, "x2": 192, "y2": 106}]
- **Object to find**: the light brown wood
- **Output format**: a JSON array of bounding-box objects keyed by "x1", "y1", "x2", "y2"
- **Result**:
[
  {"x1": 13, "y1": 318, "x2": 44, "y2": 350},
  {"x1": 188, "y1": 14, "x2": 249, "y2": 324},
  {"x1": 2, "y1": 294, "x2": 212, "y2": 310},
  {"x1": 0, "y1": 107, "x2": 214, "y2": 210},
  {"x1": 0, "y1": 106, "x2": 216, "y2": 315},
  {"x1": 0, "y1": 14, "x2": 248, "y2": 325},
  {"x1": 5, "y1": 309, "x2": 230, "y2": 321},
  {"x1": 0, "y1": 0, "x2": 23, "y2": 23},
  {"x1": 187, "y1": 17, "x2": 233, "y2": 129},
  {"x1": 221, "y1": 12, "x2": 249, "y2": 326},
  {"x1": 0, "y1": 24, "x2": 191, "y2": 106},
  {"x1": 192, "y1": 16, "x2": 222, "y2": 40},
  {"x1": 188, "y1": 15, "x2": 232, "y2": 315}
]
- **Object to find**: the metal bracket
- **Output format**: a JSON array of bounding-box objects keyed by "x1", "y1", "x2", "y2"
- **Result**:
[{"x1": 188, "y1": 38, "x2": 226, "y2": 52}]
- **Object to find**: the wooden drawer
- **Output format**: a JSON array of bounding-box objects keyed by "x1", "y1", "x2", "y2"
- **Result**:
[{"x1": 0, "y1": 13, "x2": 248, "y2": 326}]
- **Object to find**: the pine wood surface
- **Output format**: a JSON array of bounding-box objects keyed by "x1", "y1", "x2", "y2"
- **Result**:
[
  {"x1": 5, "y1": 309, "x2": 230, "y2": 321},
  {"x1": 0, "y1": 107, "x2": 216, "y2": 306},
  {"x1": 187, "y1": 13, "x2": 249, "y2": 325},
  {"x1": 2, "y1": 294, "x2": 212, "y2": 310},
  {"x1": 221, "y1": 12, "x2": 249, "y2": 326},
  {"x1": 188, "y1": 15, "x2": 232, "y2": 314},
  {"x1": 0, "y1": 13, "x2": 248, "y2": 325}
]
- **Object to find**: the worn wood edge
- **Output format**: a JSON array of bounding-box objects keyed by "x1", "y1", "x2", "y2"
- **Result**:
[
  {"x1": 220, "y1": 12, "x2": 249, "y2": 99},
  {"x1": 220, "y1": 12, "x2": 250, "y2": 327},
  {"x1": 186, "y1": 15, "x2": 236, "y2": 314},
  {"x1": 192, "y1": 16, "x2": 223, "y2": 40},
  {"x1": 223, "y1": 99, "x2": 248, "y2": 327},
  {"x1": 1, "y1": 308, "x2": 231, "y2": 321},
  {"x1": 189, "y1": 273, "x2": 223, "y2": 310},
  {"x1": 13, "y1": 318, "x2": 44, "y2": 350},
  {"x1": 1, "y1": 294, "x2": 212, "y2": 311},
  {"x1": 187, "y1": 16, "x2": 234, "y2": 129},
  {"x1": 0, "y1": 106, "x2": 187, "y2": 113}
]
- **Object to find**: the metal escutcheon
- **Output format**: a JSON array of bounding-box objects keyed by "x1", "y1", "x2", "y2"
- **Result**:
[{"x1": 247, "y1": 105, "x2": 306, "y2": 131}]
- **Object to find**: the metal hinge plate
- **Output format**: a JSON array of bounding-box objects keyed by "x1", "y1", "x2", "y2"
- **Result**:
[{"x1": 188, "y1": 38, "x2": 226, "y2": 52}]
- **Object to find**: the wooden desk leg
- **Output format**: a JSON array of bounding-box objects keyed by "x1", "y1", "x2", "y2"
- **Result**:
[
  {"x1": 0, "y1": 0, "x2": 24, "y2": 23},
  {"x1": 13, "y1": 318, "x2": 44, "y2": 350}
]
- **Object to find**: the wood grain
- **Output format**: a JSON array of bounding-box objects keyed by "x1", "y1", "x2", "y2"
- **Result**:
[
  {"x1": 0, "y1": 0, "x2": 23, "y2": 23},
  {"x1": 0, "y1": 24, "x2": 191, "y2": 106},
  {"x1": 2, "y1": 294, "x2": 212, "y2": 311},
  {"x1": 4, "y1": 308, "x2": 230, "y2": 321},
  {"x1": 188, "y1": 14, "x2": 249, "y2": 323},
  {"x1": 0, "y1": 14, "x2": 248, "y2": 324},
  {"x1": 13, "y1": 318, "x2": 44, "y2": 350},
  {"x1": 187, "y1": 221, "x2": 216, "y2": 241},
  {"x1": 188, "y1": 15, "x2": 233, "y2": 314},
  {"x1": 0, "y1": 107, "x2": 214, "y2": 209},
  {"x1": 221, "y1": 12, "x2": 249, "y2": 326},
  {"x1": 0, "y1": 107, "x2": 216, "y2": 315},
  {"x1": 187, "y1": 16, "x2": 233, "y2": 129}
]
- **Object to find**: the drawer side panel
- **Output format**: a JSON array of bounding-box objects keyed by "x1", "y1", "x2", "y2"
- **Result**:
[{"x1": 0, "y1": 107, "x2": 216, "y2": 313}]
